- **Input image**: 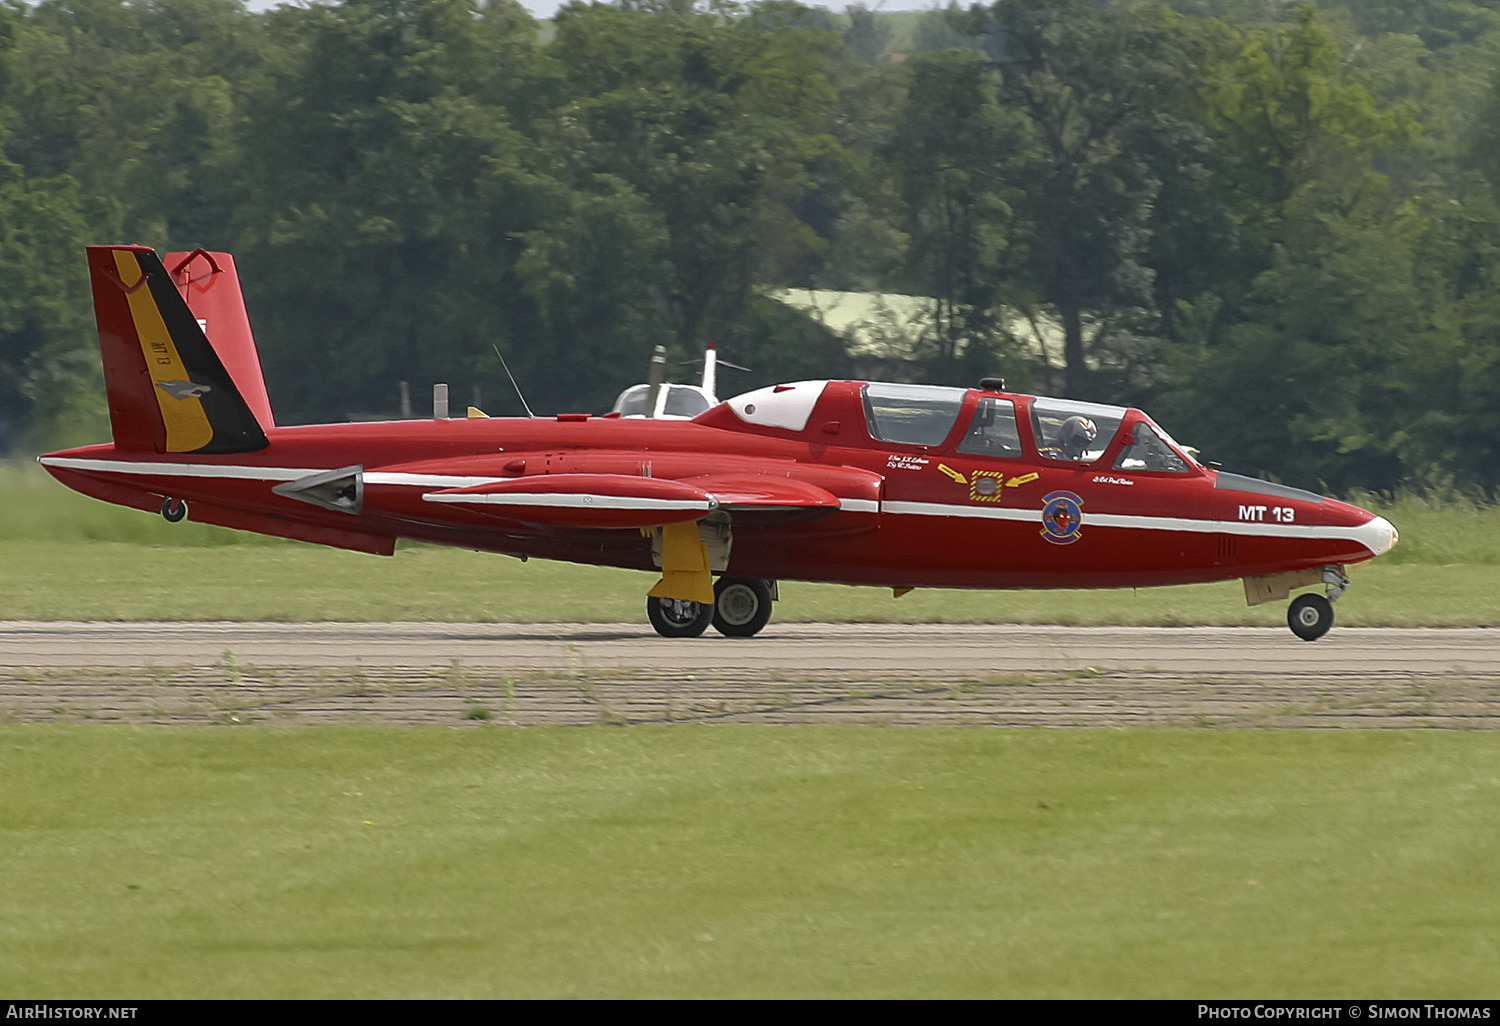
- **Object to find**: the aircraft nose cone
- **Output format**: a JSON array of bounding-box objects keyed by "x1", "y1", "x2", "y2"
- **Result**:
[{"x1": 1356, "y1": 514, "x2": 1398, "y2": 557}]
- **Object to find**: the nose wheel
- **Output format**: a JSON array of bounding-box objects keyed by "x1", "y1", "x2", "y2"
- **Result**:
[
  {"x1": 1286, "y1": 565, "x2": 1347, "y2": 641},
  {"x1": 1287, "y1": 593, "x2": 1334, "y2": 641}
]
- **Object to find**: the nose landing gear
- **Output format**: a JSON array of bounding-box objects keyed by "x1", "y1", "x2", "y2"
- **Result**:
[
  {"x1": 1287, "y1": 593, "x2": 1333, "y2": 641},
  {"x1": 1287, "y1": 565, "x2": 1348, "y2": 641}
]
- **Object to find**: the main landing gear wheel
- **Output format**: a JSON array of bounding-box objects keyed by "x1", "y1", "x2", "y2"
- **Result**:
[
  {"x1": 711, "y1": 577, "x2": 774, "y2": 638},
  {"x1": 161, "y1": 497, "x2": 187, "y2": 523},
  {"x1": 646, "y1": 596, "x2": 713, "y2": 638},
  {"x1": 1288, "y1": 593, "x2": 1335, "y2": 641}
]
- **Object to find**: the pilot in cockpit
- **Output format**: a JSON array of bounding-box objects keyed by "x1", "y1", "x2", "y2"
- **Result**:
[{"x1": 1058, "y1": 416, "x2": 1098, "y2": 460}]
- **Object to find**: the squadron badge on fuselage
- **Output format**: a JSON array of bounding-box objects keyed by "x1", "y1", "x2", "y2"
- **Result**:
[{"x1": 1040, "y1": 490, "x2": 1084, "y2": 545}]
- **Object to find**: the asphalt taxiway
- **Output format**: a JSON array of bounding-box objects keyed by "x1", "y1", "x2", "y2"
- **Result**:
[{"x1": 1, "y1": 621, "x2": 1495, "y2": 675}]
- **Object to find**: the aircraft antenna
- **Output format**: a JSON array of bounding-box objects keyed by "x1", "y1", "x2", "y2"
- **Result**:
[
  {"x1": 493, "y1": 344, "x2": 536, "y2": 418},
  {"x1": 645, "y1": 345, "x2": 667, "y2": 419}
]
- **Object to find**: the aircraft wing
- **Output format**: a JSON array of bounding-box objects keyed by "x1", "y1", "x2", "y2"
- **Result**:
[
  {"x1": 678, "y1": 474, "x2": 842, "y2": 512},
  {"x1": 423, "y1": 474, "x2": 716, "y2": 529},
  {"x1": 418, "y1": 464, "x2": 879, "y2": 532},
  {"x1": 685, "y1": 463, "x2": 883, "y2": 524},
  {"x1": 675, "y1": 473, "x2": 849, "y2": 528}
]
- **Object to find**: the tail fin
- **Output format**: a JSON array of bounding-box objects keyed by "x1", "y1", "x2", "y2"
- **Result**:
[
  {"x1": 88, "y1": 245, "x2": 269, "y2": 454},
  {"x1": 701, "y1": 341, "x2": 717, "y2": 400},
  {"x1": 164, "y1": 249, "x2": 276, "y2": 433}
]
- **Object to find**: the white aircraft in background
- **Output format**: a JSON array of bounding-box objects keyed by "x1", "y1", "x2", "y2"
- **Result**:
[{"x1": 611, "y1": 343, "x2": 722, "y2": 419}]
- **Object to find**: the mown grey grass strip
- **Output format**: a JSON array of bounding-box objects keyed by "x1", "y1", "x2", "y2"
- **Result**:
[{"x1": 3, "y1": 666, "x2": 1497, "y2": 729}]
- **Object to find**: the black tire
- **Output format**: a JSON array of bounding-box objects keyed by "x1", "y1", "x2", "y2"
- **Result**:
[
  {"x1": 646, "y1": 596, "x2": 713, "y2": 638},
  {"x1": 712, "y1": 577, "x2": 774, "y2": 638},
  {"x1": 1287, "y1": 592, "x2": 1334, "y2": 641},
  {"x1": 161, "y1": 498, "x2": 187, "y2": 523}
]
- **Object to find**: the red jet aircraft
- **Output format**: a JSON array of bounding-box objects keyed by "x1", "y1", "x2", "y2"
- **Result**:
[{"x1": 41, "y1": 245, "x2": 1398, "y2": 640}]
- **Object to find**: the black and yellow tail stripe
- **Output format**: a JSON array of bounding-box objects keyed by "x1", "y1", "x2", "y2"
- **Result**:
[{"x1": 109, "y1": 248, "x2": 267, "y2": 454}]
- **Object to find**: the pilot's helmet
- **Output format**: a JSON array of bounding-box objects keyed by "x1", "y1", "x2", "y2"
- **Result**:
[{"x1": 1058, "y1": 416, "x2": 1098, "y2": 458}]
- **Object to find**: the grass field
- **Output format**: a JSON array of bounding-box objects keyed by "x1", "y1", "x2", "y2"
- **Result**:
[
  {"x1": 2, "y1": 725, "x2": 1497, "y2": 999},
  {"x1": 3, "y1": 460, "x2": 1498, "y2": 624},
  {"x1": 4, "y1": 537, "x2": 1499, "y2": 626}
]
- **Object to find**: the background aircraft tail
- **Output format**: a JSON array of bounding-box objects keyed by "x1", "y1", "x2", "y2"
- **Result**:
[{"x1": 88, "y1": 245, "x2": 270, "y2": 454}]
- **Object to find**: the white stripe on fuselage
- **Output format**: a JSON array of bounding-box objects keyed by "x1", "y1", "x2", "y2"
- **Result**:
[
  {"x1": 41, "y1": 457, "x2": 500, "y2": 491},
  {"x1": 365, "y1": 472, "x2": 498, "y2": 489},
  {"x1": 423, "y1": 492, "x2": 714, "y2": 513},
  {"x1": 885, "y1": 499, "x2": 1348, "y2": 539},
  {"x1": 40, "y1": 456, "x2": 320, "y2": 482},
  {"x1": 38, "y1": 455, "x2": 1392, "y2": 554}
]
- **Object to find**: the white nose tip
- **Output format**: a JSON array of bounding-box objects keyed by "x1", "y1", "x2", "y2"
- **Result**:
[{"x1": 1355, "y1": 515, "x2": 1398, "y2": 557}]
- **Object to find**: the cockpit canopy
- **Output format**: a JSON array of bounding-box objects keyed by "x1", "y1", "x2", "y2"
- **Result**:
[
  {"x1": 716, "y1": 380, "x2": 1196, "y2": 473},
  {"x1": 1029, "y1": 397, "x2": 1125, "y2": 463}
]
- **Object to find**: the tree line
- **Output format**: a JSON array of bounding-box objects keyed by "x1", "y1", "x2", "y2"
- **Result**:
[{"x1": 4, "y1": 0, "x2": 1500, "y2": 496}]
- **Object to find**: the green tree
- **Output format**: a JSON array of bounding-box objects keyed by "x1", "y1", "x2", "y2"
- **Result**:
[
  {"x1": 232, "y1": 0, "x2": 559, "y2": 420},
  {"x1": 1326, "y1": 0, "x2": 1500, "y2": 51},
  {"x1": 885, "y1": 47, "x2": 1021, "y2": 383},
  {"x1": 984, "y1": 0, "x2": 1218, "y2": 399},
  {"x1": 3, "y1": 0, "x2": 262, "y2": 244},
  {"x1": 1398, "y1": 186, "x2": 1500, "y2": 491},
  {"x1": 841, "y1": 3, "x2": 890, "y2": 63},
  {"x1": 1160, "y1": 5, "x2": 1426, "y2": 490},
  {"x1": 511, "y1": 174, "x2": 674, "y2": 411},
  {"x1": 544, "y1": 2, "x2": 845, "y2": 372},
  {"x1": 0, "y1": 157, "x2": 103, "y2": 452}
]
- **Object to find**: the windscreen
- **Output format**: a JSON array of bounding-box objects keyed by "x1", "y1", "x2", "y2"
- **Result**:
[
  {"x1": 612, "y1": 384, "x2": 651, "y2": 417},
  {"x1": 1114, "y1": 422, "x2": 1191, "y2": 473},
  {"x1": 662, "y1": 386, "x2": 712, "y2": 418},
  {"x1": 863, "y1": 383, "x2": 967, "y2": 447}
]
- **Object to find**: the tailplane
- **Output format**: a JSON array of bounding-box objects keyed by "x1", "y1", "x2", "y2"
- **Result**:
[{"x1": 88, "y1": 244, "x2": 269, "y2": 454}]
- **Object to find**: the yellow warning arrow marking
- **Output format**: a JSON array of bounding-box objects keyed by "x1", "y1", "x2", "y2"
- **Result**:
[
  {"x1": 1006, "y1": 472, "x2": 1040, "y2": 487},
  {"x1": 937, "y1": 463, "x2": 968, "y2": 485}
]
